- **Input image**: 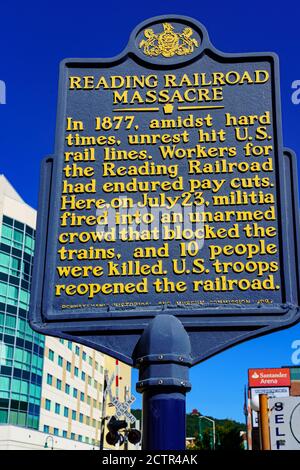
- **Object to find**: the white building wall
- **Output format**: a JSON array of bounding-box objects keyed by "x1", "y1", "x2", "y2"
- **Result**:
[
  {"x1": 0, "y1": 174, "x2": 36, "y2": 229},
  {"x1": 0, "y1": 425, "x2": 95, "y2": 450},
  {"x1": 39, "y1": 337, "x2": 105, "y2": 445}
]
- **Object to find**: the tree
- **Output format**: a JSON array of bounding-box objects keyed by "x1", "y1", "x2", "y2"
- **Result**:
[{"x1": 186, "y1": 414, "x2": 245, "y2": 450}]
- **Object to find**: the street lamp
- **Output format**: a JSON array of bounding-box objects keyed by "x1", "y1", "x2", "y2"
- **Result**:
[
  {"x1": 191, "y1": 409, "x2": 216, "y2": 450},
  {"x1": 199, "y1": 416, "x2": 216, "y2": 450},
  {"x1": 44, "y1": 435, "x2": 54, "y2": 450}
]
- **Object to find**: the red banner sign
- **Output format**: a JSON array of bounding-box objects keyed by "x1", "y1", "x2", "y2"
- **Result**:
[{"x1": 248, "y1": 368, "x2": 291, "y2": 387}]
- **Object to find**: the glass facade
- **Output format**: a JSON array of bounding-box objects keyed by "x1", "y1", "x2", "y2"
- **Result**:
[
  {"x1": 0, "y1": 215, "x2": 44, "y2": 429},
  {"x1": 290, "y1": 367, "x2": 300, "y2": 380}
]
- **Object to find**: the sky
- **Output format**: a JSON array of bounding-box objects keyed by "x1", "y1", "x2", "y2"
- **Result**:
[{"x1": 1, "y1": 0, "x2": 300, "y2": 423}]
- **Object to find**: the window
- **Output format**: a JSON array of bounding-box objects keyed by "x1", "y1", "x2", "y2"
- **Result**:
[
  {"x1": 65, "y1": 384, "x2": 70, "y2": 394},
  {"x1": 67, "y1": 341, "x2": 72, "y2": 350},
  {"x1": 1, "y1": 223, "x2": 13, "y2": 241},
  {"x1": 88, "y1": 356, "x2": 93, "y2": 366},
  {"x1": 64, "y1": 407, "x2": 69, "y2": 418},
  {"x1": 82, "y1": 352, "x2": 86, "y2": 361},
  {"x1": 88, "y1": 376, "x2": 92, "y2": 386},
  {"x1": 81, "y1": 371, "x2": 85, "y2": 381},
  {"x1": 80, "y1": 392, "x2": 84, "y2": 401},
  {"x1": 55, "y1": 403, "x2": 60, "y2": 414},
  {"x1": 71, "y1": 433, "x2": 75, "y2": 440},
  {"x1": 78, "y1": 435, "x2": 82, "y2": 442},
  {"x1": 72, "y1": 410, "x2": 76, "y2": 420},
  {"x1": 48, "y1": 349, "x2": 54, "y2": 361},
  {"x1": 0, "y1": 377, "x2": 10, "y2": 399},
  {"x1": 59, "y1": 338, "x2": 64, "y2": 344},
  {"x1": 79, "y1": 413, "x2": 83, "y2": 423},
  {"x1": 66, "y1": 361, "x2": 71, "y2": 372},
  {"x1": 74, "y1": 367, "x2": 78, "y2": 377},
  {"x1": 43, "y1": 425, "x2": 49, "y2": 433},
  {"x1": 24, "y1": 234, "x2": 34, "y2": 254},
  {"x1": 0, "y1": 252, "x2": 10, "y2": 272},
  {"x1": 63, "y1": 430, "x2": 67, "y2": 438},
  {"x1": 75, "y1": 345, "x2": 80, "y2": 356},
  {"x1": 56, "y1": 379, "x2": 62, "y2": 390},
  {"x1": 54, "y1": 428, "x2": 59, "y2": 436},
  {"x1": 87, "y1": 396, "x2": 91, "y2": 405},
  {"x1": 45, "y1": 399, "x2": 51, "y2": 411},
  {"x1": 19, "y1": 289, "x2": 29, "y2": 308},
  {"x1": 58, "y1": 356, "x2": 63, "y2": 367},
  {"x1": 95, "y1": 362, "x2": 98, "y2": 371},
  {"x1": 46, "y1": 374, "x2": 52, "y2": 386},
  {"x1": 73, "y1": 388, "x2": 78, "y2": 398}
]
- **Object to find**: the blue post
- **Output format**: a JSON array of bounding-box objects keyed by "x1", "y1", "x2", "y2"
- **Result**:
[{"x1": 134, "y1": 315, "x2": 192, "y2": 450}]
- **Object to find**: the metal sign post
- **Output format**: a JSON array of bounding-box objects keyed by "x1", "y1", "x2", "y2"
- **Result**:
[
  {"x1": 135, "y1": 315, "x2": 192, "y2": 450},
  {"x1": 29, "y1": 15, "x2": 300, "y2": 450},
  {"x1": 258, "y1": 394, "x2": 271, "y2": 450}
]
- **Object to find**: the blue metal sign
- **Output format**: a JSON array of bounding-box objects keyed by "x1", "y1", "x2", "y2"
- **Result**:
[{"x1": 29, "y1": 15, "x2": 300, "y2": 366}]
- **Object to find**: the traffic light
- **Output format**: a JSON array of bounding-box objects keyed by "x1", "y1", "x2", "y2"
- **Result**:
[
  {"x1": 106, "y1": 416, "x2": 127, "y2": 446},
  {"x1": 127, "y1": 428, "x2": 141, "y2": 445}
]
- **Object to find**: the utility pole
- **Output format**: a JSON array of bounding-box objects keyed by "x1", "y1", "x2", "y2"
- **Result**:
[
  {"x1": 99, "y1": 370, "x2": 108, "y2": 450},
  {"x1": 259, "y1": 394, "x2": 271, "y2": 450}
]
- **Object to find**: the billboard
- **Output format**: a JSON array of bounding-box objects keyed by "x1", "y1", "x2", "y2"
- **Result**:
[
  {"x1": 29, "y1": 16, "x2": 300, "y2": 365},
  {"x1": 250, "y1": 386, "x2": 289, "y2": 428},
  {"x1": 269, "y1": 397, "x2": 300, "y2": 450},
  {"x1": 248, "y1": 368, "x2": 291, "y2": 387}
]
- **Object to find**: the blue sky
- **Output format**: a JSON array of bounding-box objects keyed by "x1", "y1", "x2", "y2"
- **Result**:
[{"x1": 1, "y1": 0, "x2": 300, "y2": 422}]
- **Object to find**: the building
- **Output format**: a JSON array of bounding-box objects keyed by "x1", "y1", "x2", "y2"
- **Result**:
[
  {"x1": 0, "y1": 175, "x2": 132, "y2": 449},
  {"x1": 40, "y1": 337, "x2": 105, "y2": 445},
  {"x1": 39, "y1": 338, "x2": 132, "y2": 447},
  {"x1": 0, "y1": 174, "x2": 44, "y2": 430},
  {"x1": 0, "y1": 424, "x2": 95, "y2": 450},
  {"x1": 289, "y1": 366, "x2": 300, "y2": 396}
]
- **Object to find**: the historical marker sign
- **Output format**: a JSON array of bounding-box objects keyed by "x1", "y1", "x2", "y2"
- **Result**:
[{"x1": 29, "y1": 15, "x2": 300, "y2": 365}]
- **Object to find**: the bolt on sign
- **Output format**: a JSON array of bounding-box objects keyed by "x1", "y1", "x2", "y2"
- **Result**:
[{"x1": 29, "y1": 15, "x2": 300, "y2": 365}]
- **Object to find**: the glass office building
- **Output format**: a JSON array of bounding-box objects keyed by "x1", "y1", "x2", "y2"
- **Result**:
[
  {"x1": 0, "y1": 175, "x2": 44, "y2": 429},
  {"x1": 0, "y1": 175, "x2": 132, "y2": 449}
]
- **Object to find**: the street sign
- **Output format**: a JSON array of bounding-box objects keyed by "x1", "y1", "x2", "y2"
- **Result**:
[
  {"x1": 29, "y1": 15, "x2": 300, "y2": 367},
  {"x1": 110, "y1": 396, "x2": 136, "y2": 425},
  {"x1": 103, "y1": 371, "x2": 115, "y2": 402},
  {"x1": 248, "y1": 368, "x2": 291, "y2": 387},
  {"x1": 269, "y1": 397, "x2": 300, "y2": 450},
  {"x1": 105, "y1": 373, "x2": 136, "y2": 424}
]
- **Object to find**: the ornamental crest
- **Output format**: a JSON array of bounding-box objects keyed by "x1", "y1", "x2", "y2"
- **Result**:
[{"x1": 139, "y1": 23, "x2": 199, "y2": 58}]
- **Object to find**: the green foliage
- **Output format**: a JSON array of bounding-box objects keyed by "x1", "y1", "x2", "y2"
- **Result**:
[
  {"x1": 131, "y1": 409, "x2": 142, "y2": 422},
  {"x1": 186, "y1": 414, "x2": 246, "y2": 450},
  {"x1": 132, "y1": 409, "x2": 246, "y2": 450}
]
